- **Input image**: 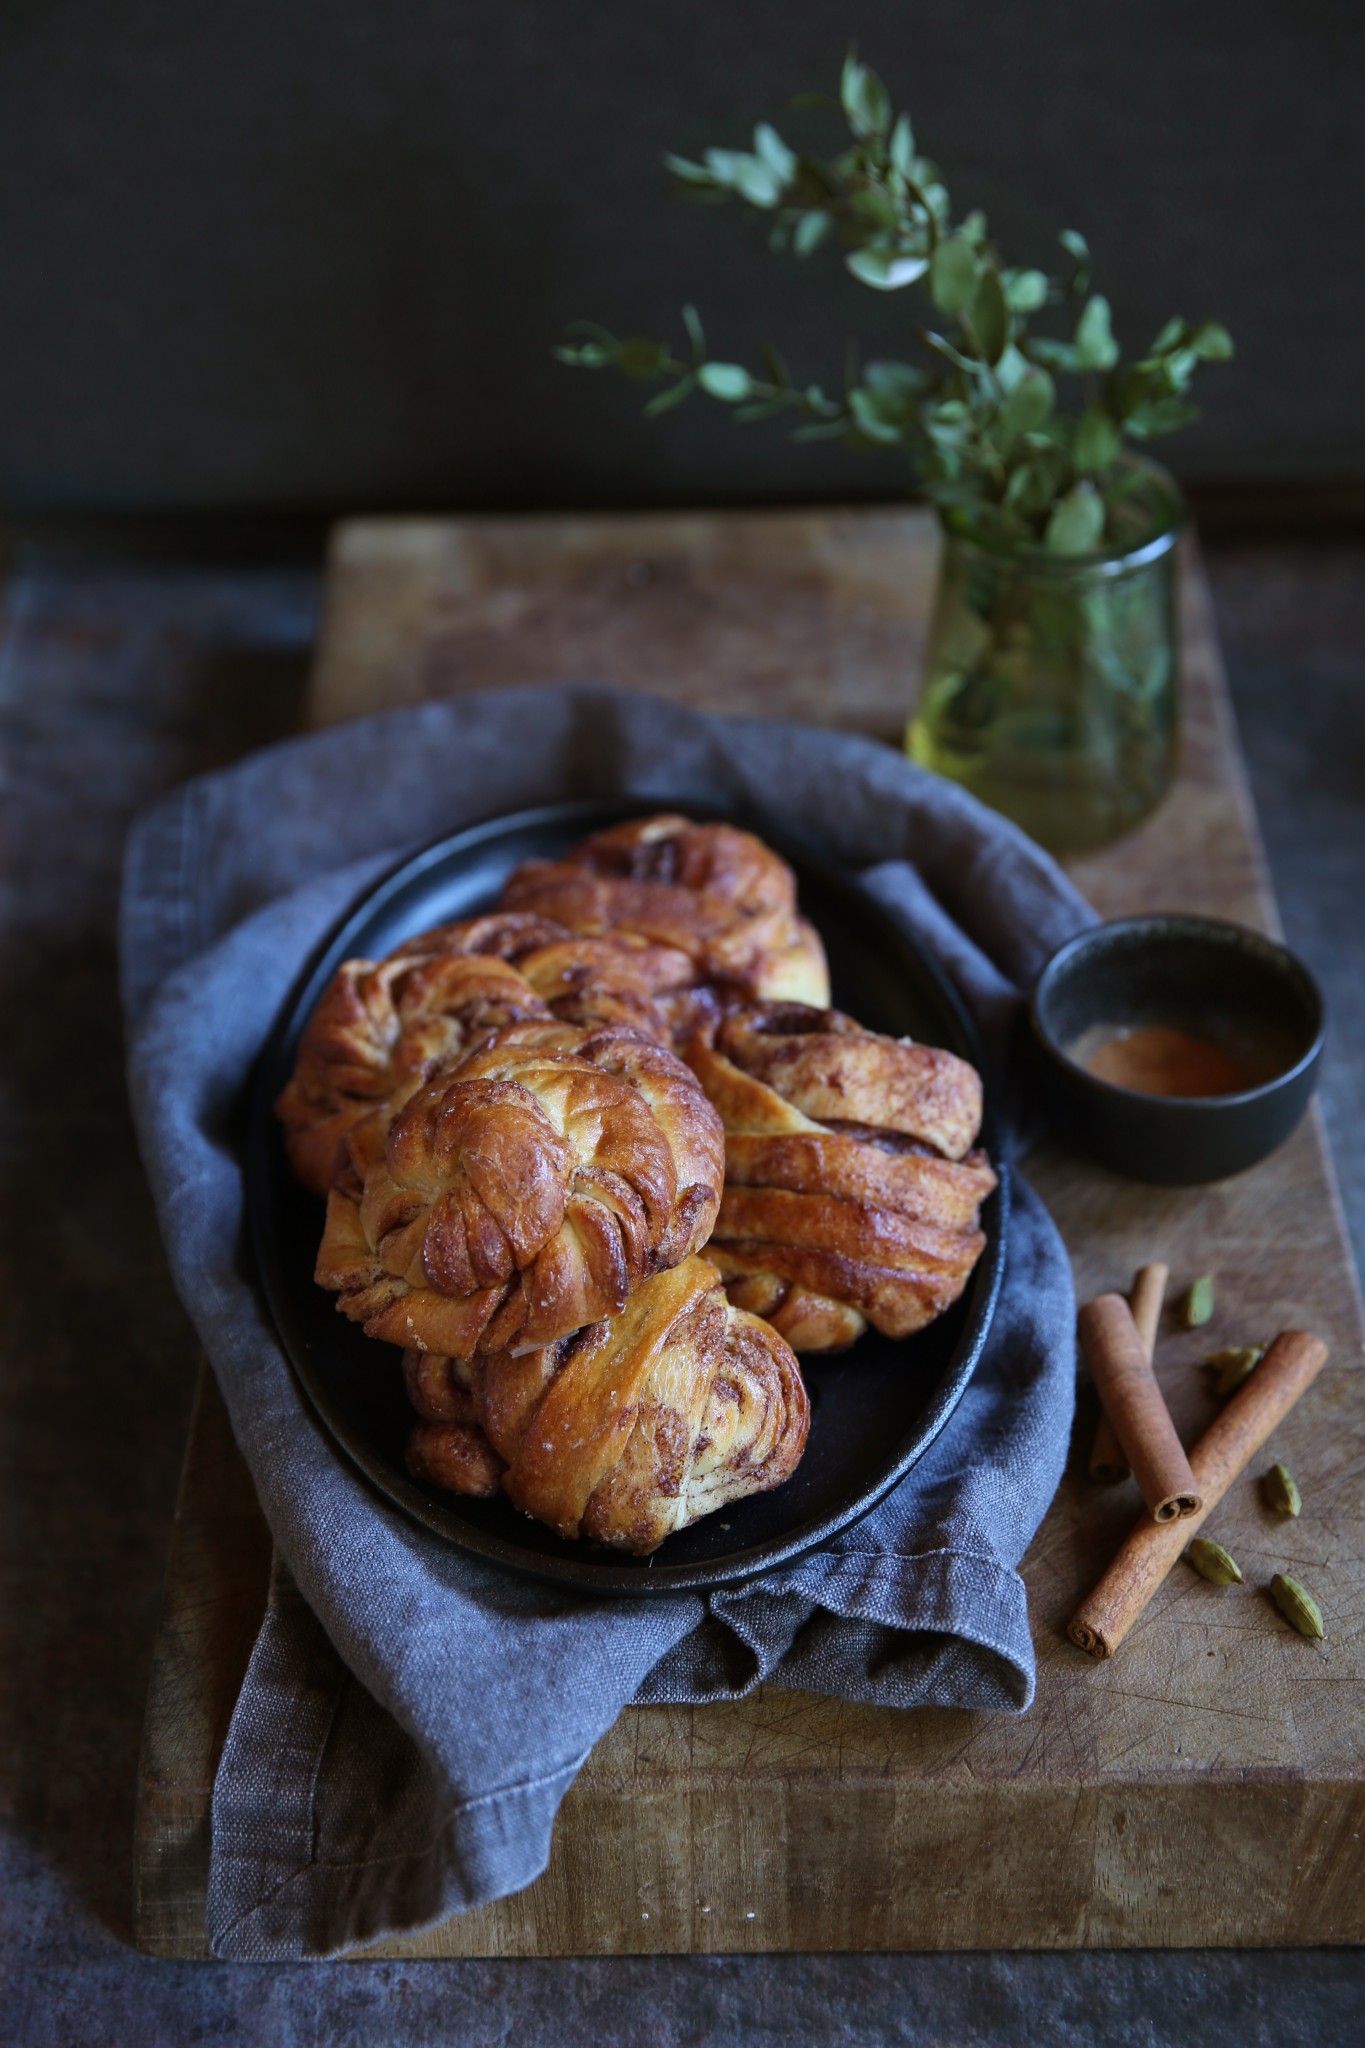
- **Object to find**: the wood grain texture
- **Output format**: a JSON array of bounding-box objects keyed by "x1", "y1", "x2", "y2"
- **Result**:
[
  {"x1": 134, "y1": 507, "x2": 1365, "y2": 1958},
  {"x1": 134, "y1": 1369, "x2": 272, "y2": 1956},
  {"x1": 312, "y1": 509, "x2": 938, "y2": 745}
]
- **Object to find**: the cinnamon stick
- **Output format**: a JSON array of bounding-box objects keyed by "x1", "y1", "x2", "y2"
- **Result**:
[
  {"x1": 1129, "y1": 1261, "x2": 1169, "y2": 1359},
  {"x1": 1089, "y1": 1262, "x2": 1168, "y2": 1483},
  {"x1": 1079, "y1": 1292, "x2": 1200, "y2": 1522},
  {"x1": 1069, "y1": 1329, "x2": 1329, "y2": 1658}
]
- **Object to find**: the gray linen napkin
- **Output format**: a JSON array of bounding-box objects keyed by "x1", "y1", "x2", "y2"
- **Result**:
[{"x1": 121, "y1": 685, "x2": 1092, "y2": 1960}]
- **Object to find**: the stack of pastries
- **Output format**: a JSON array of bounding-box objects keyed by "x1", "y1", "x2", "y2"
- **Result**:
[{"x1": 277, "y1": 813, "x2": 996, "y2": 1555}]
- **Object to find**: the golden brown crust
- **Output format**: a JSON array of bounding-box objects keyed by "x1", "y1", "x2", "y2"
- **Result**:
[
  {"x1": 714, "y1": 1267, "x2": 867, "y2": 1354},
  {"x1": 688, "y1": 1002, "x2": 996, "y2": 1351},
  {"x1": 407, "y1": 1421, "x2": 506, "y2": 1497},
  {"x1": 314, "y1": 1021, "x2": 725, "y2": 1360},
  {"x1": 714, "y1": 1003, "x2": 984, "y2": 1161},
  {"x1": 276, "y1": 950, "x2": 546, "y2": 1196},
  {"x1": 395, "y1": 911, "x2": 570, "y2": 962},
  {"x1": 512, "y1": 930, "x2": 698, "y2": 1040},
  {"x1": 705, "y1": 1238, "x2": 981, "y2": 1340},
  {"x1": 275, "y1": 911, "x2": 708, "y2": 1196},
  {"x1": 498, "y1": 815, "x2": 830, "y2": 1008},
  {"x1": 402, "y1": 1349, "x2": 482, "y2": 1423},
  {"x1": 402, "y1": 1257, "x2": 810, "y2": 1553},
  {"x1": 722, "y1": 1129, "x2": 996, "y2": 1224}
]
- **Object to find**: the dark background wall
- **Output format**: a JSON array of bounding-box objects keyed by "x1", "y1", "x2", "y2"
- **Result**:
[{"x1": 2, "y1": 1, "x2": 1362, "y2": 516}]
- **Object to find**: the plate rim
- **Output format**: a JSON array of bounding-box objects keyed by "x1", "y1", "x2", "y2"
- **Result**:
[{"x1": 246, "y1": 795, "x2": 1009, "y2": 1596}]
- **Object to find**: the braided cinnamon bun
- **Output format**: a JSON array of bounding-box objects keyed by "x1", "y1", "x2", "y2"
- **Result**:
[
  {"x1": 688, "y1": 1003, "x2": 997, "y2": 1352},
  {"x1": 499, "y1": 813, "x2": 829, "y2": 1007},
  {"x1": 405, "y1": 1256, "x2": 810, "y2": 1553},
  {"x1": 275, "y1": 910, "x2": 702, "y2": 1196},
  {"x1": 314, "y1": 1021, "x2": 725, "y2": 1359}
]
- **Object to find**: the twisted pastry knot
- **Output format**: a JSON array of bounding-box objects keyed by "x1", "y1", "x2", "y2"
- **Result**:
[
  {"x1": 499, "y1": 814, "x2": 830, "y2": 1007},
  {"x1": 404, "y1": 1257, "x2": 810, "y2": 1553},
  {"x1": 275, "y1": 910, "x2": 700, "y2": 1195},
  {"x1": 688, "y1": 1003, "x2": 997, "y2": 1352},
  {"x1": 315, "y1": 1021, "x2": 726, "y2": 1359}
]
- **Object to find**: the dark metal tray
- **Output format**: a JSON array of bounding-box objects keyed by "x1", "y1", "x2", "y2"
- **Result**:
[{"x1": 247, "y1": 798, "x2": 1008, "y2": 1594}]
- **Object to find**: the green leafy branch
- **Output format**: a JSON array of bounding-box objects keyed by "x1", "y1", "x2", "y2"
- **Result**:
[{"x1": 556, "y1": 51, "x2": 1233, "y2": 553}]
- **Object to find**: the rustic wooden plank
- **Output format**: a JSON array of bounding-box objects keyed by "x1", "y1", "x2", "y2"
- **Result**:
[
  {"x1": 311, "y1": 508, "x2": 938, "y2": 744},
  {"x1": 133, "y1": 1368, "x2": 272, "y2": 1958},
  {"x1": 134, "y1": 506, "x2": 1365, "y2": 1958}
]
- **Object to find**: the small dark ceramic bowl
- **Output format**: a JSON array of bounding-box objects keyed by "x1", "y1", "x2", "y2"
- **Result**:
[{"x1": 1030, "y1": 915, "x2": 1325, "y2": 1185}]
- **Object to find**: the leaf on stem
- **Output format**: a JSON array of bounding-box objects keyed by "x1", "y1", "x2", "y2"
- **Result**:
[
  {"x1": 1046, "y1": 481, "x2": 1106, "y2": 553},
  {"x1": 791, "y1": 417, "x2": 851, "y2": 441},
  {"x1": 554, "y1": 342, "x2": 614, "y2": 368},
  {"x1": 841, "y1": 52, "x2": 892, "y2": 140},
  {"x1": 863, "y1": 358, "x2": 925, "y2": 399},
  {"x1": 703, "y1": 148, "x2": 785, "y2": 208},
  {"x1": 1060, "y1": 227, "x2": 1092, "y2": 293},
  {"x1": 663, "y1": 153, "x2": 716, "y2": 186},
  {"x1": 997, "y1": 369, "x2": 1055, "y2": 442},
  {"x1": 1005, "y1": 451, "x2": 1066, "y2": 514},
  {"x1": 753, "y1": 123, "x2": 797, "y2": 182},
  {"x1": 1190, "y1": 319, "x2": 1234, "y2": 360},
  {"x1": 1075, "y1": 295, "x2": 1119, "y2": 370},
  {"x1": 849, "y1": 388, "x2": 908, "y2": 443},
  {"x1": 967, "y1": 271, "x2": 1009, "y2": 365},
  {"x1": 793, "y1": 210, "x2": 832, "y2": 256},
  {"x1": 644, "y1": 376, "x2": 697, "y2": 416},
  {"x1": 697, "y1": 361, "x2": 753, "y2": 400},
  {"x1": 759, "y1": 339, "x2": 791, "y2": 388},
  {"x1": 850, "y1": 187, "x2": 901, "y2": 233},
  {"x1": 682, "y1": 303, "x2": 706, "y2": 359},
  {"x1": 993, "y1": 344, "x2": 1031, "y2": 392},
  {"x1": 846, "y1": 246, "x2": 929, "y2": 290},
  {"x1": 929, "y1": 236, "x2": 979, "y2": 316},
  {"x1": 1073, "y1": 404, "x2": 1121, "y2": 471},
  {"x1": 1004, "y1": 268, "x2": 1049, "y2": 312},
  {"x1": 1029, "y1": 335, "x2": 1081, "y2": 375},
  {"x1": 1126, "y1": 396, "x2": 1200, "y2": 438}
]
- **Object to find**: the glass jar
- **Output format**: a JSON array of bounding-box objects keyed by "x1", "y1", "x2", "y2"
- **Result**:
[{"x1": 906, "y1": 461, "x2": 1184, "y2": 855}]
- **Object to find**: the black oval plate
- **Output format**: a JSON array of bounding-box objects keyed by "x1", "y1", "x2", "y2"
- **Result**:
[{"x1": 247, "y1": 798, "x2": 1009, "y2": 1595}]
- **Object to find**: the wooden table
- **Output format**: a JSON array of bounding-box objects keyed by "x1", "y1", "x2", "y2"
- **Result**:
[{"x1": 134, "y1": 508, "x2": 1365, "y2": 1957}]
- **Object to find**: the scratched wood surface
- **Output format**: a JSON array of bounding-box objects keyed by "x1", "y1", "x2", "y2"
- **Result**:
[{"x1": 134, "y1": 508, "x2": 1365, "y2": 1957}]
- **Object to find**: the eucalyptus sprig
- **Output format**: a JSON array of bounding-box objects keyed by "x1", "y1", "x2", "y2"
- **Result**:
[{"x1": 557, "y1": 51, "x2": 1233, "y2": 553}]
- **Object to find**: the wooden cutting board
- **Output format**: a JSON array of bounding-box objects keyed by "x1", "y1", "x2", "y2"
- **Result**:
[{"x1": 134, "y1": 508, "x2": 1365, "y2": 1958}]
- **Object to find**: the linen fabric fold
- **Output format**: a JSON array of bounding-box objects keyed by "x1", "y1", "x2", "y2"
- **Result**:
[{"x1": 121, "y1": 685, "x2": 1091, "y2": 1959}]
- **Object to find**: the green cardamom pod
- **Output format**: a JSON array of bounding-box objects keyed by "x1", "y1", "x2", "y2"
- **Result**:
[
  {"x1": 1203, "y1": 1344, "x2": 1264, "y2": 1396},
  {"x1": 1184, "y1": 1274, "x2": 1215, "y2": 1327},
  {"x1": 1186, "y1": 1538, "x2": 1243, "y2": 1586},
  {"x1": 1269, "y1": 1573, "x2": 1325, "y2": 1639},
  {"x1": 1263, "y1": 1464, "x2": 1302, "y2": 1517}
]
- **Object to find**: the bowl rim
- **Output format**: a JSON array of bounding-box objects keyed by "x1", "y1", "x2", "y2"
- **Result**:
[{"x1": 1029, "y1": 912, "x2": 1327, "y2": 1110}]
